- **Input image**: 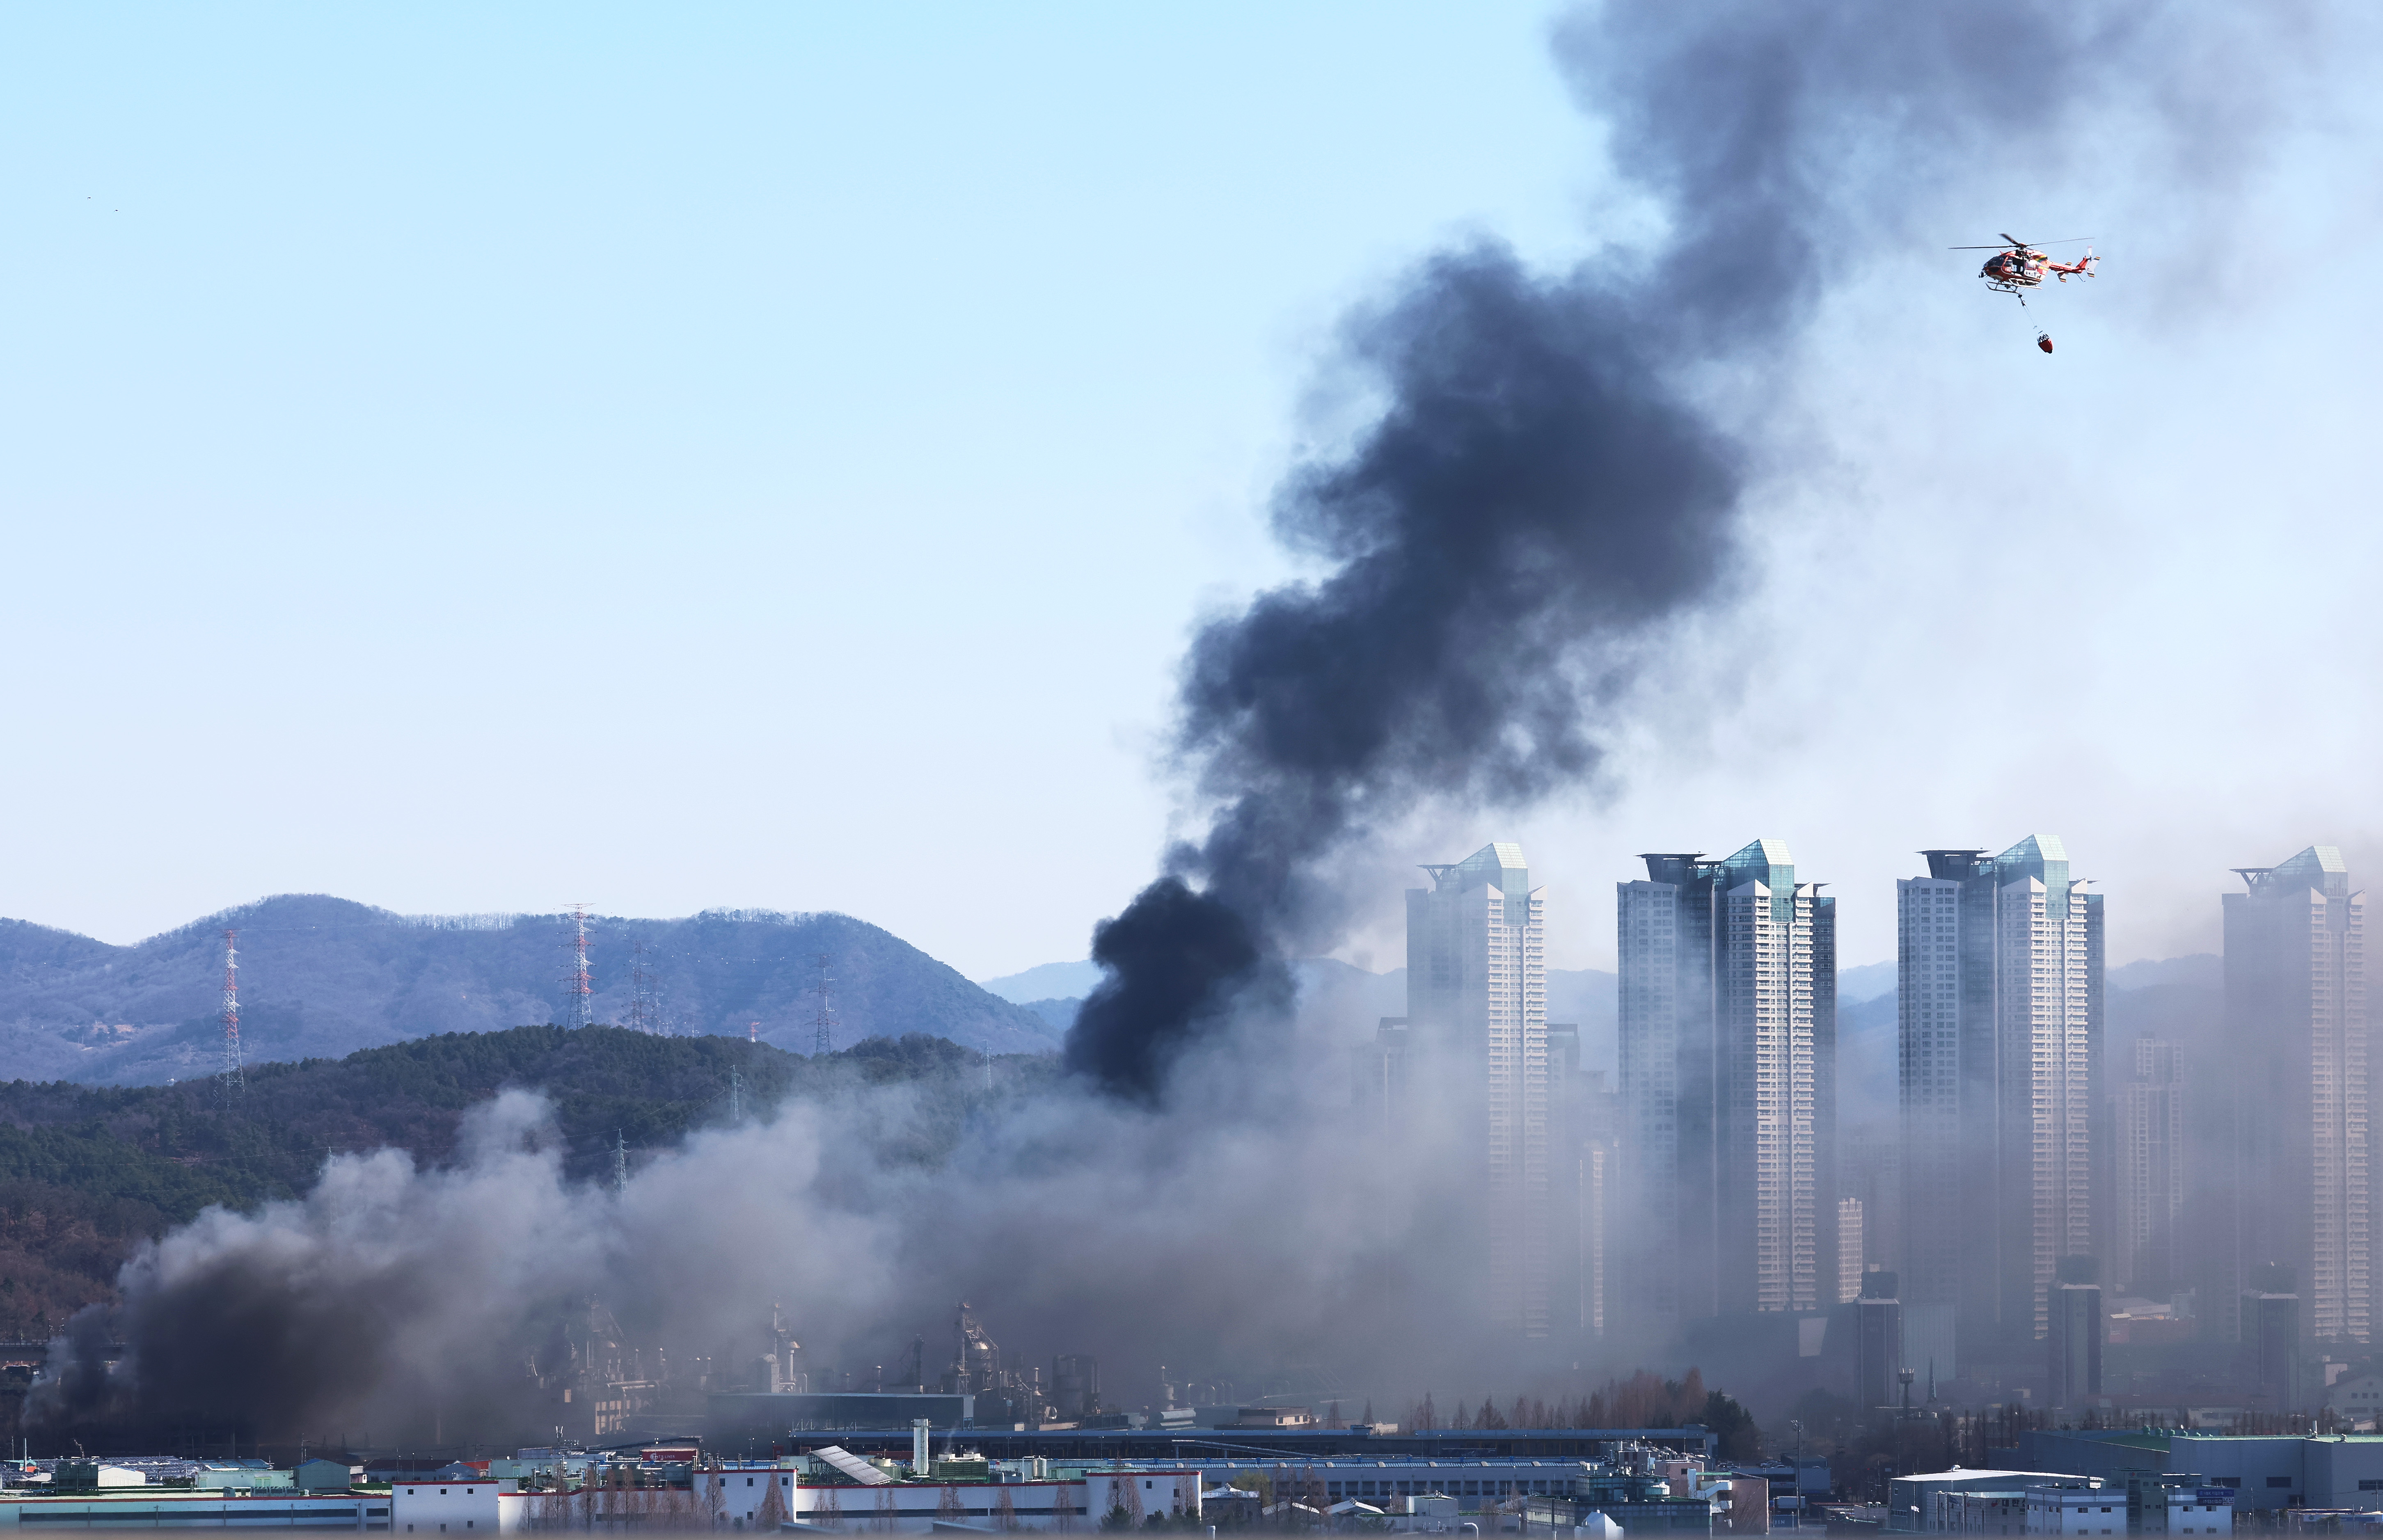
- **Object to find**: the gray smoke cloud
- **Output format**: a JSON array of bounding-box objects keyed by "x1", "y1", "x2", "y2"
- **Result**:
[
  {"x1": 37, "y1": 2, "x2": 2317, "y2": 1445},
  {"x1": 29, "y1": 1092, "x2": 900, "y2": 1446},
  {"x1": 31, "y1": 1066, "x2": 1477, "y2": 1447}
]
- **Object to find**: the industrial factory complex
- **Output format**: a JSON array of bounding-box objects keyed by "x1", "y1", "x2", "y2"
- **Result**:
[
  {"x1": 27, "y1": 1413, "x2": 2383, "y2": 1534},
  {"x1": 0, "y1": 1424, "x2": 1810, "y2": 1535},
  {"x1": 27, "y1": 1423, "x2": 2383, "y2": 1537}
]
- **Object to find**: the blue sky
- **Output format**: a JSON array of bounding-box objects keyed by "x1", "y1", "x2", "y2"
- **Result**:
[{"x1": 5, "y1": 4, "x2": 2379, "y2": 979}]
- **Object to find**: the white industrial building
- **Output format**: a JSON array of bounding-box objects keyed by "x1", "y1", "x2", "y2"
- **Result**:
[
  {"x1": 0, "y1": 1491, "x2": 393, "y2": 1531},
  {"x1": 789, "y1": 1466, "x2": 1202, "y2": 1531},
  {"x1": 2023, "y1": 1484, "x2": 2232, "y2": 1536},
  {"x1": 1897, "y1": 1467, "x2": 2236, "y2": 1538},
  {"x1": 1176, "y1": 1454, "x2": 1598, "y2": 1507},
  {"x1": 1893, "y1": 1471, "x2": 2096, "y2": 1533},
  {"x1": 390, "y1": 1476, "x2": 513, "y2": 1535},
  {"x1": 2024, "y1": 1485, "x2": 2128, "y2": 1536},
  {"x1": 383, "y1": 1462, "x2": 1204, "y2": 1536}
]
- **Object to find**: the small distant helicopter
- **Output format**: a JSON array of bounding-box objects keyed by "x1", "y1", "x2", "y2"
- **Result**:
[{"x1": 1951, "y1": 234, "x2": 2097, "y2": 352}]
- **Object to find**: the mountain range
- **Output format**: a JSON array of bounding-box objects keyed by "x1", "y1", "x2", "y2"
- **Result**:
[
  {"x1": 0, "y1": 892, "x2": 2224, "y2": 1098},
  {"x1": 0, "y1": 895, "x2": 1062, "y2": 1085}
]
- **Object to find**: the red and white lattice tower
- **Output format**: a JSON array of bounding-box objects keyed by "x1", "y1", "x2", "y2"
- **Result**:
[
  {"x1": 218, "y1": 929, "x2": 244, "y2": 1103},
  {"x1": 564, "y1": 904, "x2": 594, "y2": 1029}
]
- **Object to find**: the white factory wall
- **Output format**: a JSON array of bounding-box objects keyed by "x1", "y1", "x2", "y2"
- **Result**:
[
  {"x1": 791, "y1": 1469, "x2": 1202, "y2": 1533},
  {"x1": 1084, "y1": 1471, "x2": 1200, "y2": 1522},
  {"x1": 390, "y1": 1479, "x2": 510, "y2": 1535},
  {"x1": 1181, "y1": 1455, "x2": 1593, "y2": 1510},
  {"x1": 0, "y1": 1492, "x2": 392, "y2": 1530},
  {"x1": 2024, "y1": 1488, "x2": 2127, "y2": 1536},
  {"x1": 696, "y1": 1467, "x2": 799, "y2": 1529}
]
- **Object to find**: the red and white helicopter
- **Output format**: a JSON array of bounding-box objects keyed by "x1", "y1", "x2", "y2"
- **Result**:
[{"x1": 1951, "y1": 234, "x2": 2096, "y2": 352}]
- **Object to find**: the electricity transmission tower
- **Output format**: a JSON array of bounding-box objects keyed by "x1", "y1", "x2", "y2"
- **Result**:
[
  {"x1": 561, "y1": 905, "x2": 593, "y2": 1028},
  {"x1": 627, "y1": 940, "x2": 659, "y2": 1035},
  {"x1": 217, "y1": 929, "x2": 244, "y2": 1107},
  {"x1": 810, "y1": 954, "x2": 838, "y2": 1056}
]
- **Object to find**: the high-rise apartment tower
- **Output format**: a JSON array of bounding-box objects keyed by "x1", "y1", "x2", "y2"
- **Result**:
[
  {"x1": 1617, "y1": 839, "x2": 1836, "y2": 1326},
  {"x1": 1551, "y1": 1029, "x2": 1621, "y2": 1341},
  {"x1": 1406, "y1": 843, "x2": 1550, "y2": 1337},
  {"x1": 2046, "y1": 1255, "x2": 2104, "y2": 1407},
  {"x1": 2223, "y1": 847, "x2": 2369, "y2": 1344},
  {"x1": 2115, "y1": 1037, "x2": 2186, "y2": 1298},
  {"x1": 1898, "y1": 836, "x2": 2103, "y2": 1366},
  {"x1": 1838, "y1": 1197, "x2": 1865, "y2": 1305}
]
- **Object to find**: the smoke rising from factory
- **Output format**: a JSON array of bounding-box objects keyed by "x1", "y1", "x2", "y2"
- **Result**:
[
  {"x1": 34, "y1": 2, "x2": 2310, "y2": 1448},
  {"x1": 1065, "y1": 248, "x2": 1740, "y2": 1101},
  {"x1": 32, "y1": 1091, "x2": 902, "y2": 1446}
]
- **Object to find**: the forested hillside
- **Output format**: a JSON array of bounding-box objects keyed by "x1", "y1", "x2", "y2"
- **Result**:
[
  {"x1": 0, "y1": 896, "x2": 1058, "y2": 1085},
  {"x1": 0, "y1": 1026, "x2": 1058, "y2": 1339}
]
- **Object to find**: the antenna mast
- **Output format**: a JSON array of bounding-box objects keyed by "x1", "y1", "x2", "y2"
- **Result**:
[
  {"x1": 562, "y1": 904, "x2": 593, "y2": 1029},
  {"x1": 217, "y1": 929, "x2": 244, "y2": 1105},
  {"x1": 811, "y1": 954, "x2": 838, "y2": 1056}
]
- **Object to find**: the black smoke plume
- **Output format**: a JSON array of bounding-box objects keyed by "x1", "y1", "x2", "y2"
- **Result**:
[
  {"x1": 1069, "y1": 250, "x2": 1740, "y2": 1099},
  {"x1": 1067, "y1": 0, "x2": 2280, "y2": 1100}
]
